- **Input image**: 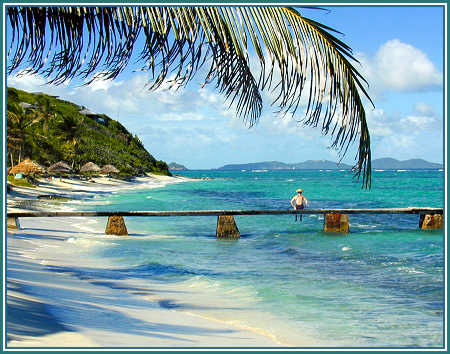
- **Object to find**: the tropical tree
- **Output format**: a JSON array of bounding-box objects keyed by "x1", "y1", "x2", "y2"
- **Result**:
[
  {"x1": 7, "y1": 102, "x2": 44, "y2": 166},
  {"x1": 6, "y1": 6, "x2": 373, "y2": 186},
  {"x1": 6, "y1": 106, "x2": 24, "y2": 167},
  {"x1": 35, "y1": 97, "x2": 56, "y2": 137}
]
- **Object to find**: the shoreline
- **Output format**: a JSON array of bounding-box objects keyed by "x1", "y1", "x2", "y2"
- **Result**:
[
  {"x1": 5, "y1": 174, "x2": 294, "y2": 348},
  {"x1": 7, "y1": 174, "x2": 188, "y2": 212}
]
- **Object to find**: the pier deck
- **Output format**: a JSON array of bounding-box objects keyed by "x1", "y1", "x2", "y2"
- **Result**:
[
  {"x1": 7, "y1": 207, "x2": 444, "y2": 237},
  {"x1": 6, "y1": 207, "x2": 444, "y2": 218}
]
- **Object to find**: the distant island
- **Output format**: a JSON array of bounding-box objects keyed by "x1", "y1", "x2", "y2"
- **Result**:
[
  {"x1": 371, "y1": 158, "x2": 442, "y2": 170},
  {"x1": 168, "y1": 162, "x2": 188, "y2": 170},
  {"x1": 217, "y1": 158, "x2": 443, "y2": 171}
]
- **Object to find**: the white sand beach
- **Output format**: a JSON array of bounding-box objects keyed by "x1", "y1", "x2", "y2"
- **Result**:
[{"x1": 5, "y1": 174, "x2": 294, "y2": 348}]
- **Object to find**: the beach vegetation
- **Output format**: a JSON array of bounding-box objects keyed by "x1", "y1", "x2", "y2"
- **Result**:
[
  {"x1": 37, "y1": 195, "x2": 71, "y2": 202},
  {"x1": 6, "y1": 87, "x2": 170, "y2": 177},
  {"x1": 6, "y1": 6, "x2": 373, "y2": 187},
  {"x1": 7, "y1": 175, "x2": 36, "y2": 188}
]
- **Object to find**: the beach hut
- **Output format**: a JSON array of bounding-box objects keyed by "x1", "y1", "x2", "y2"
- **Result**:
[
  {"x1": 100, "y1": 164, "x2": 119, "y2": 175},
  {"x1": 9, "y1": 159, "x2": 44, "y2": 175},
  {"x1": 48, "y1": 161, "x2": 72, "y2": 174},
  {"x1": 80, "y1": 162, "x2": 101, "y2": 173}
]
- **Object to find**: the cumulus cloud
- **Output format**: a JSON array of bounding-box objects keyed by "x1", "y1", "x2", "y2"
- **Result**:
[
  {"x1": 158, "y1": 112, "x2": 207, "y2": 121},
  {"x1": 365, "y1": 108, "x2": 393, "y2": 137},
  {"x1": 398, "y1": 101, "x2": 440, "y2": 130},
  {"x1": 414, "y1": 102, "x2": 435, "y2": 116},
  {"x1": 8, "y1": 71, "x2": 59, "y2": 94},
  {"x1": 400, "y1": 115, "x2": 436, "y2": 129},
  {"x1": 366, "y1": 99, "x2": 441, "y2": 139},
  {"x1": 358, "y1": 39, "x2": 442, "y2": 95}
]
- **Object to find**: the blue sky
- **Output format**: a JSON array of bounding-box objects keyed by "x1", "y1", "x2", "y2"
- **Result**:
[{"x1": 7, "y1": 5, "x2": 445, "y2": 169}]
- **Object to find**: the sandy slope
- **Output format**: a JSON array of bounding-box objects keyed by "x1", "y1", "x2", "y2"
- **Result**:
[{"x1": 5, "y1": 174, "x2": 288, "y2": 348}]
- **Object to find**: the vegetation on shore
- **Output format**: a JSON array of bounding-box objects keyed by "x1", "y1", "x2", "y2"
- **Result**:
[
  {"x1": 7, "y1": 175, "x2": 36, "y2": 188},
  {"x1": 7, "y1": 87, "x2": 170, "y2": 177}
]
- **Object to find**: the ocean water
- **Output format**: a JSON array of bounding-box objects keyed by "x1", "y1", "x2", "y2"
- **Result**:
[{"x1": 54, "y1": 170, "x2": 445, "y2": 347}]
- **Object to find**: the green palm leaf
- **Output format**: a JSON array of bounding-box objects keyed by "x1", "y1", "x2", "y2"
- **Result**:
[{"x1": 7, "y1": 6, "x2": 373, "y2": 187}]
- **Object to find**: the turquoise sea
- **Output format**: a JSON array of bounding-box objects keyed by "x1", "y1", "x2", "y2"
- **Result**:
[{"x1": 73, "y1": 169, "x2": 444, "y2": 347}]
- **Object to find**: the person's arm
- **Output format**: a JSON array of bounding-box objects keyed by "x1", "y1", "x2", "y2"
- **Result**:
[
  {"x1": 290, "y1": 196, "x2": 296, "y2": 209},
  {"x1": 303, "y1": 196, "x2": 308, "y2": 207}
]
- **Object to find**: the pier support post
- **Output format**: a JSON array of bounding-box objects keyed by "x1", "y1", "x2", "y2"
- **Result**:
[
  {"x1": 7, "y1": 216, "x2": 19, "y2": 230},
  {"x1": 105, "y1": 216, "x2": 128, "y2": 236},
  {"x1": 216, "y1": 215, "x2": 240, "y2": 239},
  {"x1": 419, "y1": 213, "x2": 443, "y2": 230},
  {"x1": 324, "y1": 213, "x2": 349, "y2": 233}
]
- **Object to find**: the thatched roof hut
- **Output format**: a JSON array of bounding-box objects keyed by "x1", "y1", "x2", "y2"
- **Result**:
[
  {"x1": 100, "y1": 165, "x2": 119, "y2": 174},
  {"x1": 80, "y1": 162, "x2": 101, "y2": 173},
  {"x1": 48, "y1": 161, "x2": 72, "y2": 173},
  {"x1": 9, "y1": 159, "x2": 44, "y2": 175}
]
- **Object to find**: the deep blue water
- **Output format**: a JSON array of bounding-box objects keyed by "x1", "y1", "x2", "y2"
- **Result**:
[{"x1": 77, "y1": 169, "x2": 444, "y2": 347}]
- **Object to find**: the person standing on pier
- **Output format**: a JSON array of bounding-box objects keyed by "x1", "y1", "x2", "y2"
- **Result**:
[{"x1": 291, "y1": 189, "x2": 309, "y2": 222}]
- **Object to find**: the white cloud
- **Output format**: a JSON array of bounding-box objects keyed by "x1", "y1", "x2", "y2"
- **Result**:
[
  {"x1": 198, "y1": 88, "x2": 221, "y2": 105},
  {"x1": 87, "y1": 76, "x2": 122, "y2": 92},
  {"x1": 389, "y1": 135, "x2": 415, "y2": 149},
  {"x1": 414, "y1": 102, "x2": 435, "y2": 116},
  {"x1": 400, "y1": 115, "x2": 435, "y2": 129},
  {"x1": 8, "y1": 71, "x2": 56, "y2": 93},
  {"x1": 158, "y1": 112, "x2": 207, "y2": 121},
  {"x1": 366, "y1": 108, "x2": 393, "y2": 137},
  {"x1": 358, "y1": 39, "x2": 442, "y2": 95}
]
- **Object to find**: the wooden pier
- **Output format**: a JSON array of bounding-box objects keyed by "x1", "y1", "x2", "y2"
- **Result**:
[{"x1": 7, "y1": 207, "x2": 444, "y2": 237}]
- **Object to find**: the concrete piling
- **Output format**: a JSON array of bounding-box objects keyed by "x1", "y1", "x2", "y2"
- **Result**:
[
  {"x1": 419, "y1": 213, "x2": 443, "y2": 230},
  {"x1": 324, "y1": 213, "x2": 349, "y2": 233},
  {"x1": 216, "y1": 215, "x2": 240, "y2": 239},
  {"x1": 7, "y1": 216, "x2": 19, "y2": 229},
  {"x1": 105, "y1": 216, "x2": 128, "y2": 236}
]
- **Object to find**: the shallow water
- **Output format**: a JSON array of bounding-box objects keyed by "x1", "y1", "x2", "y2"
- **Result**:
[{"x1": 31, "y1": 170, "x2": 445, "y2": 347}]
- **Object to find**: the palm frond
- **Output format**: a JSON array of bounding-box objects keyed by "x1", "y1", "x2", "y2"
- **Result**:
[{"x1": 7, "y1": 6, "x2": 372, "y2": 187}]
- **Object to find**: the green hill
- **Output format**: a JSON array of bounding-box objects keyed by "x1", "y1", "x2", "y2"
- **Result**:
[
  {"x1": 372, "y1": 158, "x2": 442, "y2": 169},
  {"x1": 168, "y1": 162, "x2": 188, "y2": 170},
  {"x1": 6, "y1": 87, "x2": 170, "y2": 176}
]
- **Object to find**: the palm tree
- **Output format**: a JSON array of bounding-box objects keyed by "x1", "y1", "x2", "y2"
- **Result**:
[
  {"x1": 7, "y1": 102, "x2": 44, "y2": 166},
  {"x1": 35, "y1": 97, "x2": 56, "y2": 137},
  {"x1": 6, "y1": 6, "x2": 372, "y2": 186}
]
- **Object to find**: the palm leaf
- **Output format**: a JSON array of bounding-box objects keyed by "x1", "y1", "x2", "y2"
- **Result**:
[{"x1": 7, "y1": 6, "x2": 373, "y2": 187}]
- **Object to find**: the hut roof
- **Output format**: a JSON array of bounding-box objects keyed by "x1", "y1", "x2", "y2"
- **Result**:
[
  {"x1": 19, "y1": 102, "x2": 33, "y2": 109},
  {"x1": 9, "y1": 159, "x2": 44, "y2": 175},
  {"x1": 100, "y1": 165, "x2": 119, "y2": 174},
  {"x1": 48, "y1": 161, "x2": 72, "y2": 173},
  {"x1": 79, "y1": 108, "x2": 97, "y2": 116},
  {"x1": 80, "y1": 162, "x2": 101, "y2": 173}
]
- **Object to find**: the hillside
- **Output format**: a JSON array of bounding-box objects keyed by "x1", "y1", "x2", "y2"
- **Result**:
[
  {"x1": 218, "y1": 161, "x2": 290, "y2": 170},
  {"x1": 217, "y1": 158, "x2": 442, "y2": 171},
  {"x1": 291, "y1": 160, "x2": 352, "y2": 169},
  {"x1": 372, "y1": 158, "x2": 443, "y2": 169},
  {"x1": 168, "y1": 162, "x2": 188, "y2": 170},
  {"x1": 6, "y1": 87, "x2": 170, "y2": 176},
  {"x1": 218, "y1": 160, "x2": 351, "y2": 170}
]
